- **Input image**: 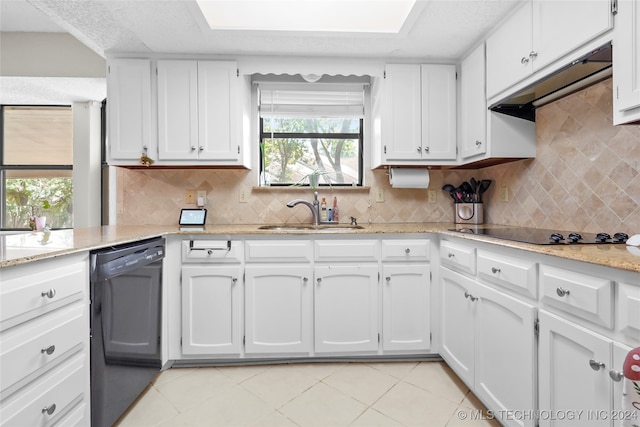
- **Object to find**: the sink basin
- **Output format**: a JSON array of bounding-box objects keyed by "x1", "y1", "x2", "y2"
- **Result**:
[{"x1": 258, "y1": 224, "x2": 364, "y2": 232}]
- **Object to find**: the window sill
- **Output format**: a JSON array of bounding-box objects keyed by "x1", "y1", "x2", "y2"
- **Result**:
[{"x1": 252, "y1": 186, "x2": 370, "y2": 193}]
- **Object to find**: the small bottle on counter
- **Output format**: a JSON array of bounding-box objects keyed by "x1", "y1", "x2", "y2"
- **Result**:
[
  {"x1": 320, "y1": 197, "x2": 328, "y2": 221},
  {"x1": 333, "y1": 197, "x2": 339, "y2": 222}
]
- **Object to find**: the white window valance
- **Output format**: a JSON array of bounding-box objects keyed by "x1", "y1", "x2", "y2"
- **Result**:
[{"x1": 256, "y1": 81, "x2": 367, "y2": 118}]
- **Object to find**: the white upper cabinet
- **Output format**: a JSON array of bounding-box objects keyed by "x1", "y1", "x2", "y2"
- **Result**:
[
  {"x1": 460, "y1": 43, "x2": 488, "y2": 160},
  {"x1": 107, "y1": 59, "x2": 153, "y2": 164},
  {"x1": 372, "y1": 63, "x2": 457, "y2": 167},
  {"x1": 487, "y1": 0, "x2": 613, "y2": 100},
  {"x1": 614, "y1": 0, "x2": 640, "y2": 124},
  {"x1": 157, "y1": 60, "x2": 248, "y2": 166}
]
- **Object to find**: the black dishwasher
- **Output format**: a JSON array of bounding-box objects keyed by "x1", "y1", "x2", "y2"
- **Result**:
[{"x1": 89, "y1": 237, "x2": 165, "y2": 427}]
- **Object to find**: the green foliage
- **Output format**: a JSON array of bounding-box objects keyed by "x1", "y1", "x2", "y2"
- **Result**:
[{"x1": 5, "y1": 178, "x2": 73, "y2": 229}]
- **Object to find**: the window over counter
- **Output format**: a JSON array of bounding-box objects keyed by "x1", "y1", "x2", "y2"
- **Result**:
[
  {"x1": 0, "y1": 106, "x2": 74, "y2": 230},
  {"x1": 255, "y1": 75, "x2": 367, "y2": 187}
]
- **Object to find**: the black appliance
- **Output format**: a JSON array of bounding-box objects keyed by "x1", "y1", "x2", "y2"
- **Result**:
[
  {"x1": 489, "y1": 43, "x2": 612, "y2": 121},
  {"x1": 89, "y1": 237, "x2": 165, "y2": 427},
  {"x1": 451, "y1": 227, "x2": 628, "y2": 245}
]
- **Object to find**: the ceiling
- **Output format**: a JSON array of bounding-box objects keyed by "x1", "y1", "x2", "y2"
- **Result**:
[
  {"x1": 1, "y1": 0, "x2": 523, "y2": 104},
  {"x1": 3, "y1": 0, "x2": 523, "y2": 60}
]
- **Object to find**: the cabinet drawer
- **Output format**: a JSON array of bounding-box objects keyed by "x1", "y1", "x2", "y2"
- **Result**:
[
  {"x1": 0, "y1": 351, "x2": 87, "y2": 426},
  {"x1": 245, "y1": 240, "x2": 313, "y2": 263},
  {"x1": 1, "y1": 303, "x2": 85, "y2": 396},
  {"x1": 618, "y1": 282, "x2": 640, "y2": 343},
  {"x1": 477, "y1": 249, "x2": 537, "y2": 299},
  {"x1": 541, "y1": 265, "x2": 613, "y2": 328},
  {"x1": 381, "y1": 239, "x2": 430, "y2": 262},
  {"x1": 182, "y1": 240, "x2": 243, "y2": 263},
  {"x1": 1, "y1": 259, "x2": 86, "y2": 331},
  {"x1": 440, "y1": 240, "x2": 476, "y2": 275},
  {"x1": 314, "y1": 240, "x2": 379, "y2": 262}
]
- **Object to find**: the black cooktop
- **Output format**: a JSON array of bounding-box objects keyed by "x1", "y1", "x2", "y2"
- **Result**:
[{"x1": 450, "y1": 227, "x2": 629, "y2": 245}]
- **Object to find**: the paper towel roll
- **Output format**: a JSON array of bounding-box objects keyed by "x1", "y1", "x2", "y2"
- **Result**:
[{"x1": 389, "y1": 168, "x2": 430, "y2": 189}]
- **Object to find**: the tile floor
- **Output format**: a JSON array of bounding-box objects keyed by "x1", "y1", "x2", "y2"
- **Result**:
[{"x1": 115, "y1": 361, "x2": 501, "y2": 427}]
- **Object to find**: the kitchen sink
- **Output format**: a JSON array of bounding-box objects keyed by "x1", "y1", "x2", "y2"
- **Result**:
[{"x1": 257, "y1": 224, "x2": 364, "y2": 232}]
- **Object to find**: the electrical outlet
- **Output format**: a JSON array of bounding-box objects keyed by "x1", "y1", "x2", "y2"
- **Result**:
[
  {"x1": 500, "y1": 186, "x2": 509, "y2": 202},
  {"x1": 185, "y1": 189, "x2": 196, "y2": 204},
  {"x1": 196, "y1": 190, "x2": 207, "y2": 207},
  {"x1": 428, "y1": 189, "x2": 437, "y2": 203},
  {"x1": 375, "y1": 188, "x2": 384, "y2": 203},
  {"x1": 239, "y1": 188, "x2": 248, "y2": 203}
]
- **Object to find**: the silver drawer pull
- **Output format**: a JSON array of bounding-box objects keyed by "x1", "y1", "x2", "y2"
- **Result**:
[
  {"x1": 231, "y1": 277, "x2": 238, "y2": 284},
  {"x1": 386, "y1": 276, "x2": 391, "y2": 282},
  {"x1": 589, "y1": 359, "x2": 605, "y2": 371},
  {"x1": 491, "y1": 267, "x2": 501, "y2": 274},
  {"x1": 405, "y1": 248, "x2": 411, "y2": 254},
  {"x1": 199, "y1": 146, "x2": 204, "y2": 151},
  {"x1": 41, "y1": 345, "x2": 56, "y2": 355},
  {"x1": 41, "y1": 289, "x2": 56, "y2": 299},
  {"x1": 302, "y1": 277, "x2": 308, "y2": 284},
  {"x1": 189, "y1": 240, "x2": 231, "y2": 252},
  {"x1": 464, "y1": 292, "x2": 478, "y2": 302},
  {"x1": 317, "y1": 278, "x2": 322, "y2": 284},
  {"x1": 448, "y1": 253, "x2": 455, "y2": 258},
  {"x1": 609, "y1": 370, "x2": 624, "y2": 382},
  {"x1": 521, "y1": 56, "x2": 530, "y2": 64},
  {"x1": 42, "y1": 404, "x2": 56, "y2": 415},
  {"x1": 556, "y1": 287, "x2": 570, "y2": 297}
]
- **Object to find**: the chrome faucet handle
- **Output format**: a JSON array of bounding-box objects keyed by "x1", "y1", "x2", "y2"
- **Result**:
[{"x1": 350, "y1": 216, "x2": 358, "y2": 226}]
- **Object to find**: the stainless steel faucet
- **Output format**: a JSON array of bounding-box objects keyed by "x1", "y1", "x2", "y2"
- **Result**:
[{"x1": 286, "y1": 191, "x2": 320, "y2": 225}]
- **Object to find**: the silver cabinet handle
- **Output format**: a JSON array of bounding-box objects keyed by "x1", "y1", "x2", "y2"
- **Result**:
[
  {"x1": 191, "y1": 146, "x2": 196, "y2": 151},
  {"x1": 317, "y1": 278, "x2": 322, "y2": 284},
  {"x1": 231, "y1": 277, "x2": 238, "y2": 284},
  {"x1": 41, "y1": 289, "x2": 56, "y2": 299},
  {"x1": 556, "y1": 287, "x2": 570, "y2": 297},
  {"x1": 424, "y1": 147, "x2": 430, "y2": 153},
  {"x1": 448, "y1": 253, "x2": 455, "y2": 258},
  {"x1": 521, "y1": 56, "x2": 530, "y2": 64},
  {"x1": 42, "y1": 404, "x2": 56, "y2": 415},
  {"x1": 529, "y1": 51, "x2": 538, "y2": 60},
  {"x1": 589, "y1": 359, "x2": 605, "y2": 371},
  {"x1": 41, "y1": 345, "x2": 55, "y2": 355},
  {"x1": 386, "y1": 277, "x2": 391, "y2": 282},
  {"x1": 464, "y1": 292, "x2": 478, "y2": 302},
  {"x1": 302, "y1": 277, "x2": 308, "y2": 284},
  {"x1": 416, "y1": 146, "x2": 422, "y2": 153},
  {"x1": 609, "y1": 370, "x2": 624, "y2": 382},
  {"x1": 199, "y1": 146, "x2": 204, "y2": 152},
  {"x1": 405, "y1": 248, "x2": 411, "y2": 254},
  {"x1": 475, "y1": 140, "x2": 482, "y2": 147},
  {"x1": 491, "y1": 267, "x2": 501, "y2": 274}
]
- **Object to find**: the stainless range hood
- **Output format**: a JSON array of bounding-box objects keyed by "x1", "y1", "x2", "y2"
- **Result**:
[{"x1": 489, "y1": 43, "x2": 612, "y2": 122}]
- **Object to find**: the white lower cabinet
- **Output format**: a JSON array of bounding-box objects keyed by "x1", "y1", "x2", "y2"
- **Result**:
[
  {"x1": 244, "y1": 265, "x2": 313, "y2": 354},
  {"x1": 538, "y1": 310, "x2": 632, "y2": 427},
  {"x1": 314, "y1": 264, "x2": 379, "y2": 353},
  {"x1": 440, "y1": 266, "x2": 536, "y2": 427},
  {"x1": 382, "y1": 264, "x2": 431, "y2": 352},
  {"x1": 181, "y1": 265, "x2": 243, "y2": 355}
]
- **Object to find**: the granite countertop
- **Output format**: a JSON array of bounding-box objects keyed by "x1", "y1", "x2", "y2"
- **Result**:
[{"x1": 1, "y1": 223, "x2": 639, "y2": 273}]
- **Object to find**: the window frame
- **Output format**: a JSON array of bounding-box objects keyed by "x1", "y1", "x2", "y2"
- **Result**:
[
  {"x1": 0, "y1": 104, "x2": 74, "y2": 231},
  {"x1": 259, "y1": 117, "x2": 364, "y2": 187}
]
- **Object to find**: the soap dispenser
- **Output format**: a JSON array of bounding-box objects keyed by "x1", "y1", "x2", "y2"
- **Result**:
[{"x1": 320, "y1": 197, "x2": 328, "y2": 221}]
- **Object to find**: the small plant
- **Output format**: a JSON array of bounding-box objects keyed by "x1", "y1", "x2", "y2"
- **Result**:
[
  {"x1": 28, "y1": 200, "x2": 51, "y2": 231},
  {"x1": 292, "y1": 169, "x2": 332, "y2": 190}
]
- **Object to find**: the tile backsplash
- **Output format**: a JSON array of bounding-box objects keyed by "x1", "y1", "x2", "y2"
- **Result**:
[{"x1": 117, "y1": 78, "x2": 640, "y2": 233}]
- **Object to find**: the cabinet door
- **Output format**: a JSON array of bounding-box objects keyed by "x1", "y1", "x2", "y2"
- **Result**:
[
  {"x1": 181, "y1": 265, "x2": 242, "y2": 355},
  {"x1": 474, "y1": 282, "x2": 536, "y2": 427},
  {"x1": 244, "y1": 265, "x2": 313, "y2": 354},
  {"x1": 314, "y1": 264, "x2": 379, "y2": 353},
  {"x1": 486, "y1": 1, "x2": 533, "y2": 99},
  {"x1": 439, "y1": 267, "x2": 476, "y2": 386},
  {"x1": 614, "y1": 0, "x2": 640, "y2": 124},
  {"x1": 157, "y1": 60, "x2": 199, "y2": 160},
  {"x1": 197, "y1": 61, "x2": 240, "y2": 161},
  {"x1": 421, "y1": 65, "x2": 457, "y2": 160},
  {"x1": 538, "y1": 310, "x2": 611, "y2": 427},
  {"x1": 460, "y1": 43, "x2": 488, "y2": 160},
  {"x1": 383, "y1": 64, "x2": 422, "y2": 161},
  {"x1": 107, "y1": 59, "x2": 152, "y2": 162},
  {"x1": 382, "y1": 264, "x2": 431, "y2": 351},
  {"x1": 533, "y1": 0, "x2": 613, "y2": 72}
]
